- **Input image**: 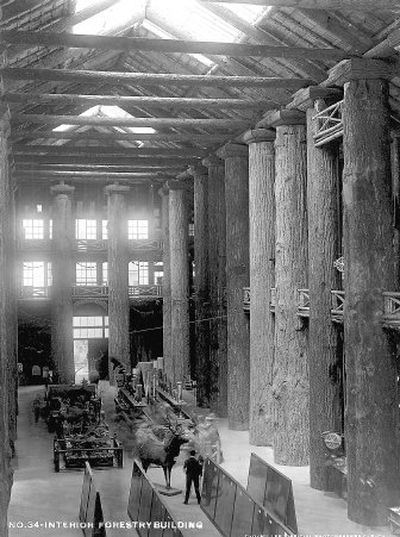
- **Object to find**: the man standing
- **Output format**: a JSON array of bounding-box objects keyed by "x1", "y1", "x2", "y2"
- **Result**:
[{"x1": 183, "y1": 450, "x2": 203, "y2": 504}]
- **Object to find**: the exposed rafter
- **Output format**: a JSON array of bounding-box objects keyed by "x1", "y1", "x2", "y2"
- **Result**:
[
  {"x1": 2, "y1": 67, "x2": 312, "y2": 89},
  {"x1": 196, "y1": 0, "x2": 400, "y2": 10},
  {"x1": 0, "y1": 30, "x2": 355, "y2": 60}
]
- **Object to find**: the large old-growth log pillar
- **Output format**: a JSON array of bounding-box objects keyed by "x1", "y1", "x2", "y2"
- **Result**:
[
  {"x1": 189, "y1": 164, "x2": 210, "y2": 406},
  {"x1": 168, "y1": 180, "x2": 190, "y2": 383},
  {"x1": 51, "y1": 182, "x2": 75, "y2": 383},
  {"x1": 0, "y1": 106, "x2": 15, "y2": 537},
  {"x1": 339, "y1": 59, "x2": 400, "y2": 525},
  {"x1": 105, "y1": 184, "x2": 130, "y2": 375},
  {"x1": 217, "y1": 143, "x2": 250, "y2": 430},
  {"x1": 160, "y1": 187, "x2": 172, "y2": 380},
  {"x1": 244, "y1": 129, "x2": 275, "y2": 445},
  {"x1": 269, "y1": 109, "x2": 309, "y2": 465},
  {"x1": 202, "y1": 155, "x2": 227, "y2": 416},
  {"x1": 292, "y1": 87, "x2": 343, "y2": 489}
]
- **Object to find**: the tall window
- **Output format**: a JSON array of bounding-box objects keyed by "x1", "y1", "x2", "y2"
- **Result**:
[
  {"x1": 75, "y1": 262, "x2": 98, "y2": 286},
  {"x1": 102, "y1": 262, "x2": 108, "y2": 286},
  {"x1": 102, "y1": 220, "x2": 108, "y2": 240},
  {"x1": 129, "y1": 261, "x2": 149, "y2": 285},
  {"x1": 23, "y1": 262, "x2": 45, "y2": 287},
  {"x1": 153, "y1": 262, "x2": 163, "y2": 285},
  {"x1": 73, "y1": 316, "x2": 109, "y2": 339},
  {"x1": 75, "y1": 219, "x2": 97, "y2": 240},
  {"x1": 22, "y1": 219, "x2": 44, "y2": 239},
  {"x1": 128, "y1": 219, "x2": 148, "y2": 240},
  {"x1": 49, "y1": 219, "x2": 53, "y2": 239}
]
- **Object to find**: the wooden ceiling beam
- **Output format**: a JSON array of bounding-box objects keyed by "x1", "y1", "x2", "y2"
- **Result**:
[
  {"x1": 0, "y1": 30, "x2": 354, "y2": 60},
  {"x1": 11, "y1": 113, "x2": 250, "y2": 129},
  {"x1": 2, "y1": 67, "x2": 313, "y2": 89},
  {"x1": 2, "y1": 92, "x2": 269, "y2": 110},
  {"x1": 10, "y1": 130, "x2": 229, "y2": 143},
  {"x1": 14, "y1": 155, "x2": 199, "y2": 165},
  {"x1": 196, "y1": 0, "x2": 400, "y2": 10},
  {"x1": 12, "y1": 145, "x2": 205, "y2": 157},
  {"x1": 14, "y1": 170, "x2": 177, "y2": 181}
]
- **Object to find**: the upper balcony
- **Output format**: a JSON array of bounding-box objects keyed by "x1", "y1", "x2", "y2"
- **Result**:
[{"x1": 18, "y1": 285, "x2": 162, "y2": 301}]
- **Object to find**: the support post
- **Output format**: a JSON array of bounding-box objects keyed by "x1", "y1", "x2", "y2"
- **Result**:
[
  {"x1": 168, "y1": 180, "x2": 190, "y2": 383},
  {"x1": 0, "y1": 106, "x2": 15, "y2": 537},
  {"x1": 217, "y1": 143, "x2": 250, "y2": 431},
  {"x1": 160, "y1": 187, "x2": 172, "y2": 381},
  {"x1": 51, "y1": 182, "x2": 75, "y2": 383},
  {"x1": 189, "y1": 164, "x2": 210, "y2": 406},
  {"x1": 270, "y1": 109, "x2": 309, "y2": 465},
  {"x1": 244, "y1": 128, "x2": 276, "y2": 445},
  {"x1": 293, "y1": 87, "x2": 343, "y2": 489},
  {"x1": 202, "y1": 155, "x2": 227, "y2": 416},
  {"x1": 105, "y1": 184, "x2": 130, "y2": 376},
  {"x1": 340, "y1": 59, "x2": 400, "y2": 525}
]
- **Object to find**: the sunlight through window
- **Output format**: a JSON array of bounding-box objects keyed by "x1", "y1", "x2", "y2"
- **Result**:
[{"x1": 73, "y1": 0, "x2": 144, "y2": 35}]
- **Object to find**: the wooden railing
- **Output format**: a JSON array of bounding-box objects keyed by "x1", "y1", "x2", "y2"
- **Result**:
[
  {"x1": 331, "y1": 290, "x2": 345, "y2": 322},
  {"x1": 19, "y1": 286, "x2": 50, "y2": 299},
  {"x1": 128, "y1": 285, "x2": 162, "y2": 297},
  {"x1": 313, "y1": 100, "x2": 343, "y2": 147},
  {"x1": 383, "y1": 292, "x2": 400, "y2": 328},
  {"x1": 298, "y1": 288, "x2": 310, "y2": 317},
  {"x1": 243, "y1": 287, "x2": 250, "y2": 312}
]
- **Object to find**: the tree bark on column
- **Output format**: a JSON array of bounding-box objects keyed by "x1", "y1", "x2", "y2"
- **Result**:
[
  {"x1": 271, "y1": 110, "x2": 309, "y2": 465},
  {"x1": 342, "y1": 66, "x2": 400, "y2": 525},
  {"x1": 202, "y1": 156, "x2": 227, "y2": 416},
  {"x1": 105, "y1": 184, "x2": 130, "y2": 376},
  {"x1": 160, "y1": 187, "x2": 172, "y2": 380},
  {"x1": 189, "y1": 164, "x2": 210, "y2": 406},
  {"x1": 390, "y1": 136, "x2": 400, "y2": 285},
  {"x1": 168, "y1": 181, "x2": 190, "y2": 383},
  {"x1": 217, "y1": 143, "x2": 250, "y2": 431},
  {"x1": 244, "y1": 129, "x2": 275, "y2": 445},
  {"x1": 51, "y1": 182, "x2": 75, "y2": 383},
  {"x1": 291, "y1": 88, "x2": 343, "y2": 489},
  {"x1": 0, "y1": 107, "x2": 14, "y2": 537}
]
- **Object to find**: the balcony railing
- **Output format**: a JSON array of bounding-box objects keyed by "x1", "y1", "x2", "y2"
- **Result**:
[
  {"x1": 72, "y1": 285, "x2": 109, "y2": 299},
  {"x1": 298, "y1": 288, "x2": 310, "y2": 317},
  {"x1": 18, "y1": 286, "x2": 51, "y2": 299},
  {"x1": 331, "y1": 290, "x2": 345, "y2": 322},
  {"x1": 313, "y1": 100, "x2": 343, "y2": 148},
  {"x1": 128, "y1": 285, "x2": 162, "y2": 297},
  {"x1": 75, "y1": 240, "x2": 107, "y2": 252},
  {"x1": 242, "y1": 287, "x2": 276, "y2": 313}
]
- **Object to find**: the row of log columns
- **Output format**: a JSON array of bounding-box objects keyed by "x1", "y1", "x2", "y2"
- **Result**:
[
  {"x1": 105, "y1": 184, "x2": 131, "y2": 375},
  {"x1": 160, "y1": 187, "x2": 172, "y2": 380},
  {"x1": 203, "y1": 156, "x2": 227, "y2": 416},
  {"x1": 168, "y1": 181, "x2": 190, "y2": 383},
  {"x1": 51, "y1": 183, "x2": 75, "y2": 383},
  {"x1": 340, "y1": 61, "x2": 400, "y2": 525},
  {"x1": 0, "y1": 106, "x2": 15, "y2": 537},
  {"x1": 190, "y1": 164, "x2": 210, "y2": 405},
  {"x1": 294, "y1": 88, "x2": 343, "y2": 489},
  {"x1": 270, "y1": 110, "x2": 309, "y2": 465},
  {"x1": 218, "y1": 144, "x2": 250, "y2": 430},
  {"x1": 244, "y1": 129, "x2": 275, "y2": 445}
]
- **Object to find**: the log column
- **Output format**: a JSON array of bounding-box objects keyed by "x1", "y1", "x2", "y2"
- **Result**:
[
  {"x1": 160, "y1": 186, "x2": 172, "y2": 380},
  {"x1": 291, "y1": 87, "x2": 343, "y2": 489},
  {"x1": 269, "y1": 109, "x2": 309, "y2": 465},
  {"x1": 202, "y1": 155, "x2": 227, "y2": 416},
  {"x1": 217, "y1": 143, "x2": 250, "y2": 430},
  {"x1": 168, "y1": 180, "x2": 190, "y2": 383},
  {"x1": 243, "y1": 128, "x2": 275, "y2": 445},
  {"x1": 0, "y1": 106, "x2": 15, "y2": 537},
  {"x1": 340, "y1": 59, "x2": 400, "y2": 525},
  {"x1": 51, "y1": 182, "x2": 75, "y2": 383},
  {"x1": 105, "y1": 184, "x2": 130, "y2": 375},
  {"x1": 189, "y1": 164, "x2": 210, "y2": 406}
]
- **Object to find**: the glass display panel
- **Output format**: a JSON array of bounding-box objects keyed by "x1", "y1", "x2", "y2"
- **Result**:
[
  {"x1": 230, "y1": 487, "x2": 255, "y2": 537},
  {"x1": 201, "y1": 459, "x2": 219, "y2": 520},
  {"x1": 247, "y1": 453, "x2": 268, "y2": 505},
  {"x1": 214, "y1": 472, "x2": 236, "y2": 537},
  {"x1": 264, "y1": 466, "x2": 290, "y2": 525},
  {"x1": 251, "y1": 506, "x2": 266, "y2": 535}
]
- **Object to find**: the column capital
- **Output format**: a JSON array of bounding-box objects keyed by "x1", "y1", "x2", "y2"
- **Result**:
[
  {"x1": 50, "y1": 183, "x2": 75, "y2": 196},
  {"x1": 188, "y1": 163, "x2": 208, "y2": 177},
  {"x1": 288, "y1": 87, "x2": 343, "y2": 111},
  {"x1": 202, "y1": 154, "x2": 224, "y2": 169},
  {"x1": 158, "y1": 184, "x2": 170, "y2": 197},
  {"x1": 243, "y1": 128, "x2": 275, "y2": 145},
  {"x1": 217, "y1": 143, "x2": 248, "y2": 160},
  {"x1": 104, "y1": 183, "x2": 130, "y2": 195},
  {"x1": 258, "y1": 109, "x2": 306, "y2": 128},
  {"x1": 324, "y1": 58, "x2": 392, "y2": 87}
]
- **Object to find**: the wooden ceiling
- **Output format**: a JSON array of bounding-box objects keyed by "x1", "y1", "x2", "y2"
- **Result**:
[{"x1": 2, "y1": 0, "x2": 400, "y2": 186}]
